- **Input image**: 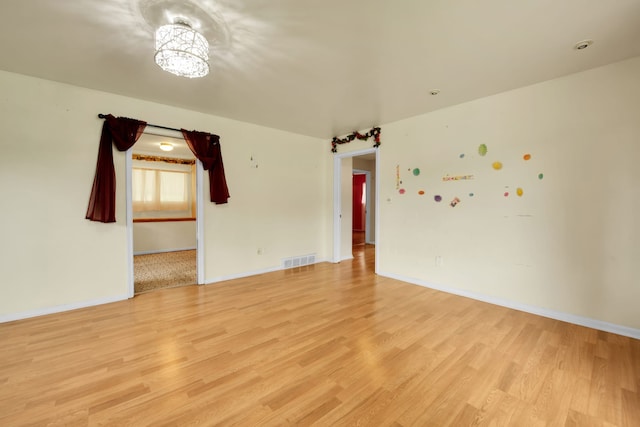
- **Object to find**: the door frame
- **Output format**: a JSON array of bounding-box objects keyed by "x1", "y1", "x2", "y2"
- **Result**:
[
  {"x1": 125, "y1": 132, "x2": 205, "y2": 298},
  {"x1": 332, "y1": 147, "x2": 379, "y2": 272}
]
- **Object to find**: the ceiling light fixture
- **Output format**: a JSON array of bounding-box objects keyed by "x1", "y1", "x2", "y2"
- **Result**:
[
  {"x1": 159, "y1": 142, "x2": 174, "y2": 152},
  {"x1": 154, "y1": 21, "x2": 209, "y2": 78}
]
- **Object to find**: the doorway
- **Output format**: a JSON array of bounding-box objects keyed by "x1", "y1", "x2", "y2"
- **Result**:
[
  {"x1": 332, "y1": 148, "x2": 378, "y2": 272},
  {"x1": 352, "y1": 169, "x2": 372, "y2": 247},
  {"x1": 125, "y1": 132, "x2": 204, "y2": 296}
]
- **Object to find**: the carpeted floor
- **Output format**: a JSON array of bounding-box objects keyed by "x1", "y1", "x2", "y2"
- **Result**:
[{"x1": 134, "y1": 250, "x2": 196, "y2": 294}]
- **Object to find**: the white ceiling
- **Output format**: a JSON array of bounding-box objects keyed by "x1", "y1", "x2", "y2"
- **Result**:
[
  {"x1": 1, "y1": 0, "x2": 639, "y2": 139},
  {"x1": 134, "y1": 133, "x2": 193, "y2": 158}
]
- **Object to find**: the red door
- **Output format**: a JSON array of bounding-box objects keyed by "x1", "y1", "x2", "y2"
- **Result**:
[{"x1": 352, "y1": 174, "x2": 366, "y2": 231}]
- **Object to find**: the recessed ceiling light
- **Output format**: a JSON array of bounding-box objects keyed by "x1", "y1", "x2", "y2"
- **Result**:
[
  {"x1": 430, "y1": 89, "x2": 440, "y2": 96},
  {"x1": 159, "y1": 142, "x2": 174, "y2": 152},
  {"x1": 574, "y1": 39, "x2": 594, "y2": 50}
]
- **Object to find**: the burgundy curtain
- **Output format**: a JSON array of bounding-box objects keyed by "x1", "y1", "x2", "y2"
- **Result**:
[
  {"x1": 86, "y1": 115, "x2": 147, "y2": 222},
  {"x1": 181, "y1": 129, "x2": 230, "y2": 204}
]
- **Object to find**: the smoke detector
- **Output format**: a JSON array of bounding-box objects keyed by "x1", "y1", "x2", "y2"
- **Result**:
[{"x1": 574, "y1": 40, "x2": 594, "y2": 50}]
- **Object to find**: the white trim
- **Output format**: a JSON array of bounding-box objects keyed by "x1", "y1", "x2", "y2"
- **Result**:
[
  {"x1": 367, "y1": 171, "x2": 375, "y2": 245},
  {"x1": 0, "y1": 295, "x2": 129, "y2": 324},
  {"x1": 133, "y1": 247, "x2": 196, "y2": 256},
  {"x1": 378, "y1": 271, "x2": 640, "y2": 340},
  {"x1": 206, "y1": 258, "x2": 330, "y2": 285},
  {"x1": 196, "y1": 160, "x2": 204, "y2": 284},
  {"x1": 142, "y1": 128, "x2": 184, "y2": 139},
  {"x1": 125, "y1": 149, "x2": 134, "y2": 298},
  {"x1": 375, "y1": 151, "x2": 380, "y2": 274},
  {"x1": 127, "y1": 132, "x2": 205, "y2": 289},
  {"x1": 332, "y1": 156, "x2": 342, "y2": 263},
  {"x1": 2, "y1": 257, "x2": 330, "y2": 323},
  {"x1": 333, "y1": 148, "x2": 379, "y2": 273}
]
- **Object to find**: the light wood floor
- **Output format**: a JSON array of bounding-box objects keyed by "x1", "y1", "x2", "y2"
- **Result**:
[{"x1": 1, "y1": 245, "x2": 639, "y2": 426}]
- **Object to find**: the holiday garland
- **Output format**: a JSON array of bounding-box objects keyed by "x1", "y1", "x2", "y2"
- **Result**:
[
  {"x1": 331, "y1": 127, "x2": 381, "y2": 153},
  {"x1": 133, "y1": 154, "x2": 195, "y2": 165}
]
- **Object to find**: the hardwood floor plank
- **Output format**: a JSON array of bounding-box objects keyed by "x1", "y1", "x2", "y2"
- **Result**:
[
  {"x1": 1, "y1": 245, "x2": 638, "y2": 426},
  {"x1": 565, "y1": 409, "x2": 619, "y2": 427}
]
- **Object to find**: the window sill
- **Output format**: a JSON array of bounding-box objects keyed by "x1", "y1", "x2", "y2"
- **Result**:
[{"x1": 133, "y1": 218, "x2": 196, "y2": 223}]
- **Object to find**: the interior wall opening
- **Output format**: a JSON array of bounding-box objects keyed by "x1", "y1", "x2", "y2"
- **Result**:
[
  {"x1": 128, "y1": 132, "x2": 200, "y2": 294},
  {"x1": 333, "y1": 148, "x2": 378, "y2": 273}
]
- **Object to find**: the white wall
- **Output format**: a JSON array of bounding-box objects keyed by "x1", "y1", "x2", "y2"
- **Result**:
[
  {"x1": 202, "y1": 122, "x2": 330, "y2": 282},
  {"x1": 3, "y1": 57, "x2": 638, "y2": 335},
  {"x1": 133, "y1": 221, "x2": 196, "y2": 254},
  {"x1": 0, "y1": 70, "x2": 329, "y2": 320},
  {"x1": 378, "y1": 56, "x2": 640, "y2": 331}
]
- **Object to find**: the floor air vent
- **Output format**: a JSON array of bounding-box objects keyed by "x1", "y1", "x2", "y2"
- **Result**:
[{"x1": 282, "y1": 254, "x2": 316, "y2": 269}]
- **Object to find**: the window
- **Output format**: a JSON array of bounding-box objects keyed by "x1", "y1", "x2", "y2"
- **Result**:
[{"x1": 132, "y1": 158, "x2": 195, "y2": 221}]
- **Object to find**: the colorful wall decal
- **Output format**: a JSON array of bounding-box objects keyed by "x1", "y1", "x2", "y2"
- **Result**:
[
  {"x1": 469, "y1": 192, "x2": 474, "y2": 197},
  {"x1": 450, "y1": 197, "x2": 461, "y2": 207},
  {"x1": 399, "y1": 188, "x2": 406, "y2": 194},
  {"x1": 459, "y1": 153, "x2": 465, "y2": 158},
  {"x1": 492, "y1": 161, "x2": 503, "y2": 170},
  {"x1": 413, "y1": 168, "x2": 420, "y2": 176},
  {"x1": 478, "y1": 144, "x2": 488, "y2": 156},
  {"x1": 516, "y1": 188, "x2": 524, "y2": 197},
  {"x1": 538, "y1": 173, "x2": 544, "y2": 180},
  {"x1": 523, "y1": 154, "x2": 531, "y2": 161},
  {"x1": 442, "y1": 174, "x2": 474, "y2": 181},
  {"x1": 434, "y1": 195, "x2": 442, "y2": 202},
  {"x1": 504, "y1": 192, "x2": 509, "y2": 197},
  {"x1": 418, "y1": 190, "x2": 425, "y2": 195},
  {"x1": 396, "y1": 165, "x2": 400, "y2": 189}
]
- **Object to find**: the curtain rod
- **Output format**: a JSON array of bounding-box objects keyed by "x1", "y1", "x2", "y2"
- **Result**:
[{"x1": 97, "y1": 113, "x2": 181, "y2": 133}]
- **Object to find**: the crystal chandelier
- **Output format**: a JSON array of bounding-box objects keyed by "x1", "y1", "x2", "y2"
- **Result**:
[{"x1": 154, "y1": 22, "x2": 209, "y2": 78}]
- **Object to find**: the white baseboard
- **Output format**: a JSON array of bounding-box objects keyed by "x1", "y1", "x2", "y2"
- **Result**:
[
  {"x1": 1, "y1": 257, "x2": 334, "y2": 323},
  {"x1": 378, "y1": 271, "x2": 640, "y2": 340},
  {"x1": 0, "y1": 294, "x2": 129, "y2": 324},
  {"x1": 205, "y1": 258, "x2": 330, "y2": 285},
  {"x1": 133, "y1": 247, "x2": 196, "y2": 256}
]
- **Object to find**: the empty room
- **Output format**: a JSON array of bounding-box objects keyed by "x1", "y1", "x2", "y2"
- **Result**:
[{"x1": 1, "y1": 1, "x2": 639, "y2": 425}]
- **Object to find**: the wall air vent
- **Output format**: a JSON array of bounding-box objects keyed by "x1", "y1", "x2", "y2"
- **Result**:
[{"x1": 282, "y1": 254, "x2": 317, "y2": 269}]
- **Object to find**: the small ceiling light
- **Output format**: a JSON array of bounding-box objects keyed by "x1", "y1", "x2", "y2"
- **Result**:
[
  {"x1": 430, "y1": 89, "x2": 440, "y2": 96},
  {"x1": 155, "y1": 21, "x2": 209, "y2": 78},
  {"x1": 574, "y1": 39, "x2": 594, "y2": 50},
  {"x1": 159, "y1": 142, "x2": 174, "y2": 152}
]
